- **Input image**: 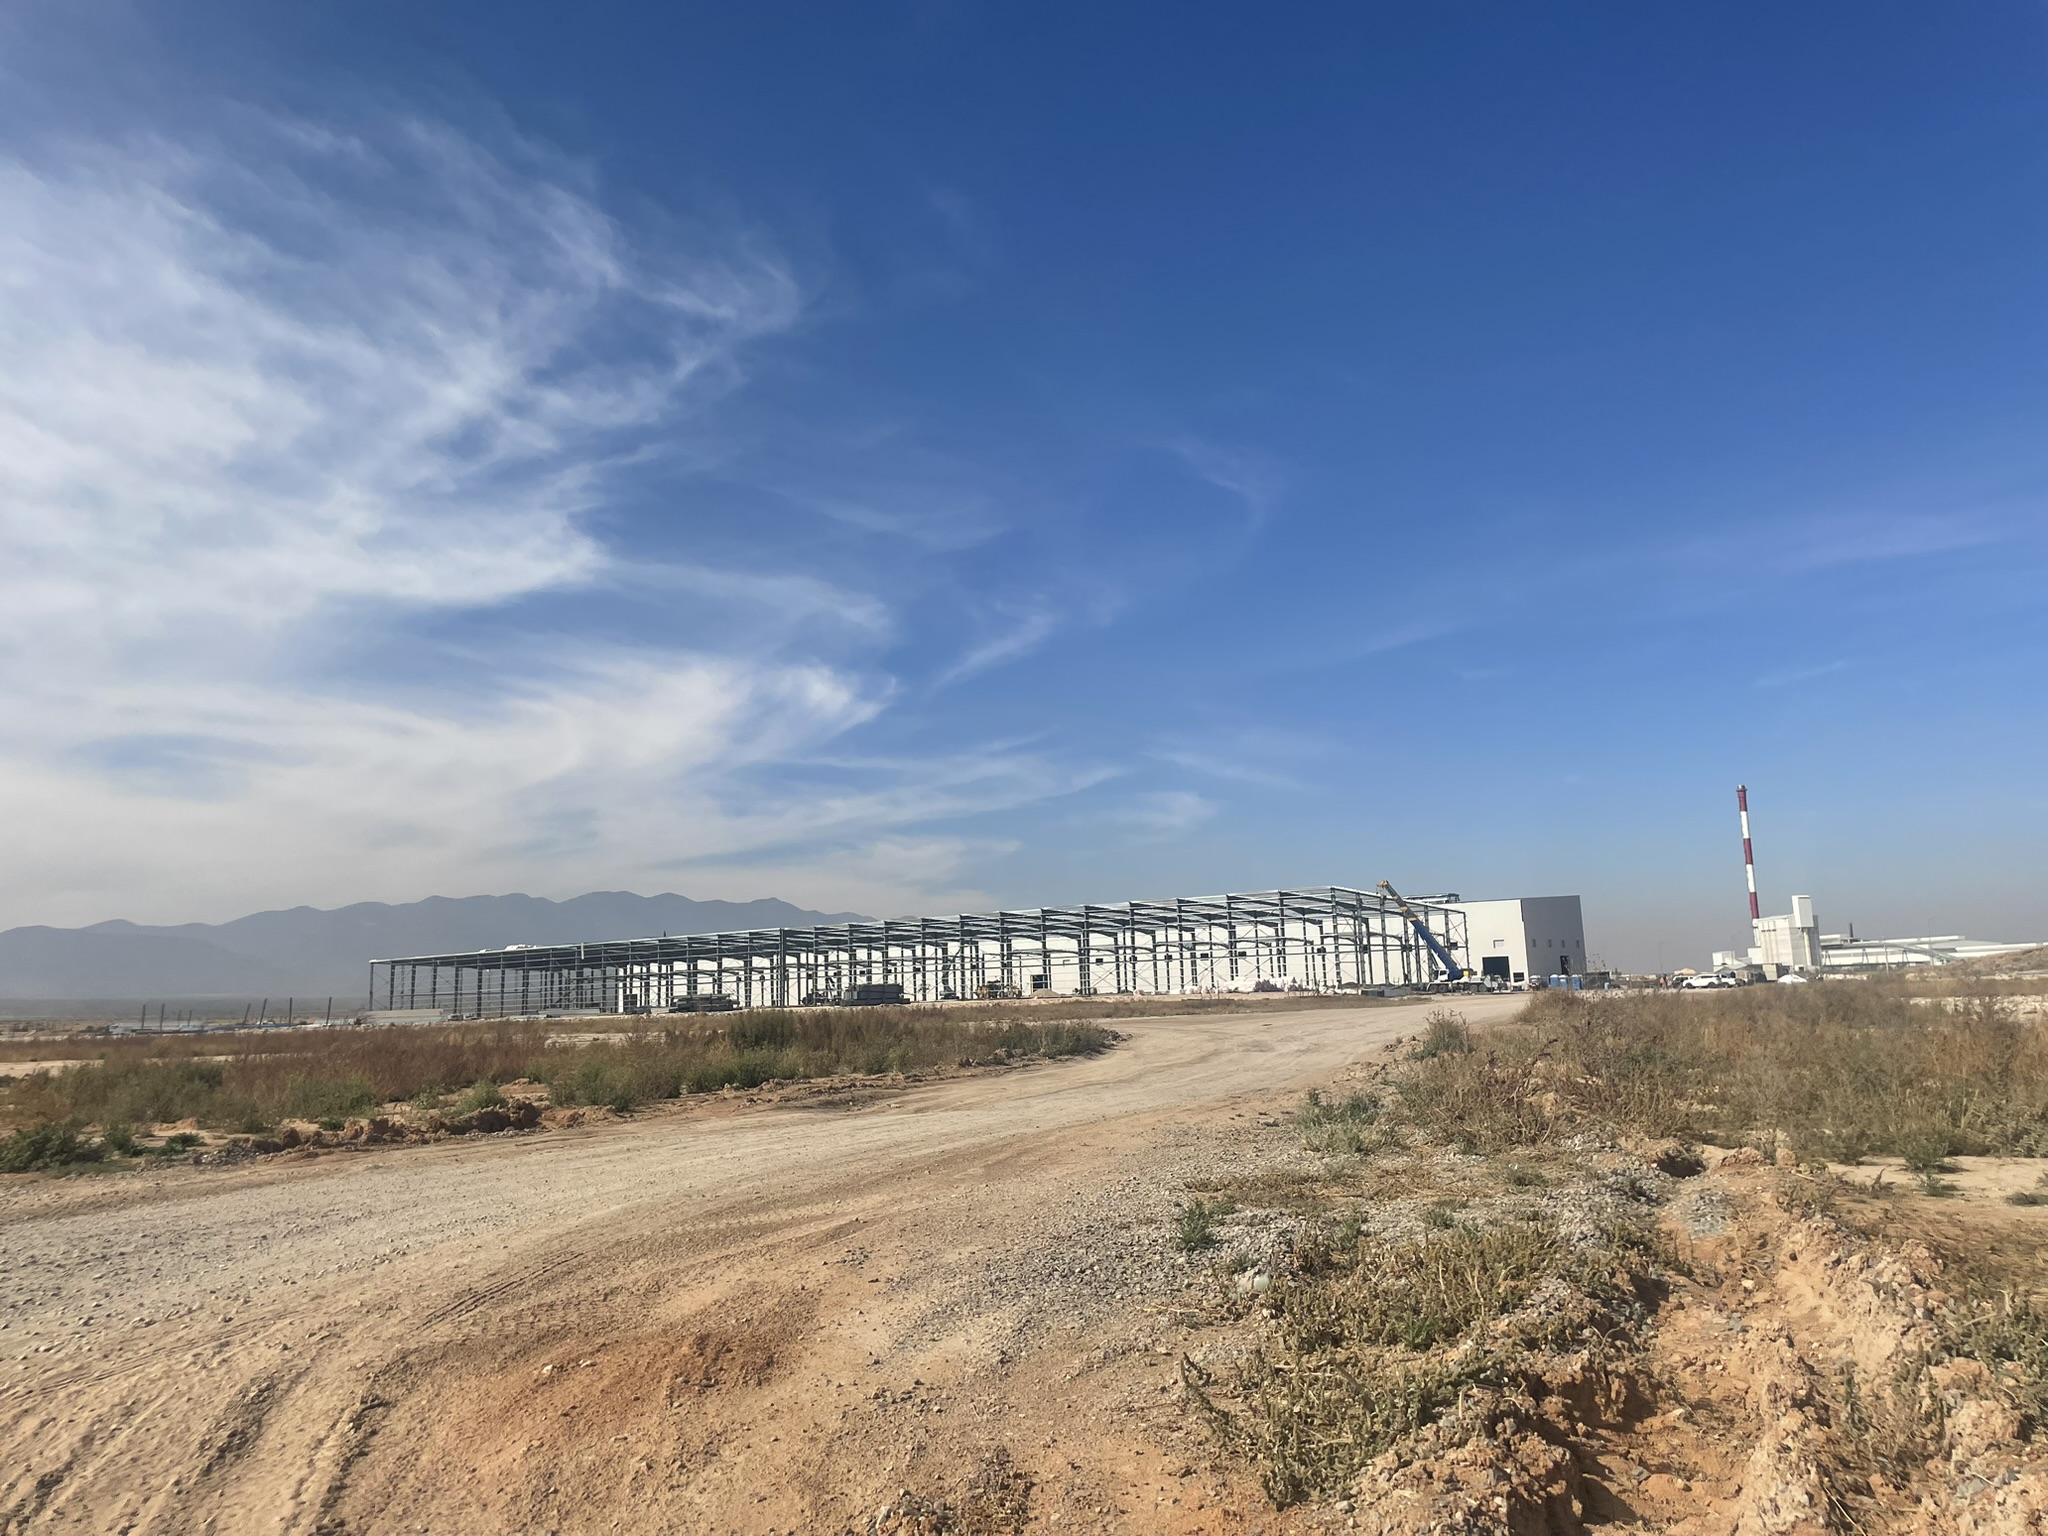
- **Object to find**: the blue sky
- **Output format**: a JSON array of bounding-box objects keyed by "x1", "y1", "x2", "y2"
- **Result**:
[{"x1": 1, "y1": 2, "x2": 2043, "y2": 967}]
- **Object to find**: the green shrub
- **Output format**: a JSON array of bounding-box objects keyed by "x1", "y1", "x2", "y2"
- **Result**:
[
  {"x1": 63, "y1": 1059, "x2": 228, "y2": 1127},
  {"x1": 1299, "y1": 1089, "x2": 1382, "y2": 1127},
  {"x1": 549, "y1": 1056, "x2": 643, "y2": 1112},
  {"x1": 1176, "y1": 1197, "x2": 1230, "y2": 1253},
  {"x1": 100, "y1": 1122, "x2": 138, "y2": 1156},
  {"x1": 681, "y1": 1049, "x2": 793, "y2": 1096},
  {"x1": 283, "y1": 1075, "x2": 378, "y2": 1124},
  {"x1": 457, "y1": 1078, "x2": 505, "y2": 1114},
  {"x1": 1898, "y1": 1128, "x2": 1954, "y2": 1175},
  {"x1": 0, "y1": 1122, "x2": 101, "y2": 1172}
]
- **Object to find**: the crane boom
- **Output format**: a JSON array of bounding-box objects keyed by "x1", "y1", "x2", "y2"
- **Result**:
[{"x1": 1377, "y1": 879, "x2": 1464, "y2": 981}]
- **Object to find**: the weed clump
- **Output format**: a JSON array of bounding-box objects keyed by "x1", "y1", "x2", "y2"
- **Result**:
[
  {"x1": 1176, "y1": 1197, "x2": 1231, "y2": 1253},
  {"x1": 455, "y1": 1079, "x2": 505, "y2": 1115},
  {"x1": 1286, "y1": 1223, "x2": 1560, "y2": 1350},
  {"x1": 284, "y1": 1075, "x2": 378, "y2": 1124},
  {"x1": 1296, "y1": 1088, "x2": 1384, "y2": 1155},
  {"x1": 1944, "y1": 1288, "x2": 2048, "y2": 1426},
  {"x1": 1361, "y1": 987, "x2": 2048, "y2": 1167},
  {"x1": 1190, "y1": 986, "x2": 2048, "y2": 1515},
  {"x1": 2005, "y1": 1172, "x2": 2048, "y2": 1208},
  {"x1": 1395, "y1": 1037, "x2": 1558, "y2": 1151},
  {"x1": 1411, "y1": 1008, "x2": 1474, "y2": 1060},
  {"x1": 1188, "y1": 1214, "x2": 1662, "y2": 1506}
]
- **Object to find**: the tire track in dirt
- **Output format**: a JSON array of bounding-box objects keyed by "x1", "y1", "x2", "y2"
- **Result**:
[
  {"x1": 0, "y1": 995, "x2": 1520, "y2": 1534},
  {"x1": 417, "y1": 1254, "x2": 585, "y2": 1328}
]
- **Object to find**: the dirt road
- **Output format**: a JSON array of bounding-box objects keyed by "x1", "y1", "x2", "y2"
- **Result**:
[{"x1": 0, "y1": 994, "x2": 1522, "y2": 1535}]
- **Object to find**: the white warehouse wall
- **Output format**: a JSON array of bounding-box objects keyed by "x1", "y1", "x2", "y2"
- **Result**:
[{"x1": 1443, "y1": 896, "x2": 1588, "y2": 983}]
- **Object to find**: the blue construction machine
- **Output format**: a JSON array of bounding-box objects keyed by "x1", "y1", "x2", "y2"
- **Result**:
[{"x1": 1376, "y1": 879, "x2": 1465, "y2": 983}]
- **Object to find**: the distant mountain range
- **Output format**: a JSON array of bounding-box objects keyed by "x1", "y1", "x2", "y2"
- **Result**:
[{"x1": 0, "y1": 892, "x2": 873, "y2": 1002}]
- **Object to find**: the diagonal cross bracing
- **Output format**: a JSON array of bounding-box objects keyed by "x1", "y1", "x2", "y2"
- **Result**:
[{"x1": 368, "y1": 885, "x2": 1469, "y2": 1018}]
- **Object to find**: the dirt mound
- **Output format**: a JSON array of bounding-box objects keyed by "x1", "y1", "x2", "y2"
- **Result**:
[
  {"x1": 539, "y1": 1103, "x2": 616, "y2": 1129},
  {"x1": 847, "y1": 1451, "x2": 1034, "y2": 1535},
  {"x1": 1951, "y1": 945, "x2": 2048, "y2": 978},
  {"x1": 666, "y1": 1327, "x2": 779, "y2": 1394}
]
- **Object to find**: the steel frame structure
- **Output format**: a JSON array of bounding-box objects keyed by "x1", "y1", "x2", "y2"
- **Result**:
[{"x1": 369, "y1": 885, "x2": 1469, "y2": 1019}]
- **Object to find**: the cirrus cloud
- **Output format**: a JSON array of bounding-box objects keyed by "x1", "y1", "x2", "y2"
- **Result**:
[{"x1": 0, "y1": 106, "x2": 1070, "y2": 925}]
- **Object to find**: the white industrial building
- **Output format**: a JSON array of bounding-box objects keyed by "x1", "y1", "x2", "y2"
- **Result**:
[
  {"x1": 1759, "y1": 896, "x2": 1823, "y2": 970},
  {"x1": 1709, "y1": 788, "x2": 2043, "y2": 977},
  {"x1": 1708, "y1": 896, "x2": 2040, "y2": 975},
  {"x1": 1443, "y1": 896, "x2": 1589, "y2": 985},
  {"x1": 1818, "y1": 933, "x2": 2044, "y2": 969},
  {"x1": 1712, "y1": 894, "x2": 1822, "y2": 974}
]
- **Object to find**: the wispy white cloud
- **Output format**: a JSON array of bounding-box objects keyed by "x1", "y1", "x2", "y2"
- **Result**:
[
  {"x1": 934, "y1": 606, "x2": 1062, "y2": 686},
  {"x1": 0, "y1": 105, "x2": 1082, "y2": 925},
  {"x1": 0, "y1": 120, "x2": 793, "y2": 670},
  {"x1": 1775, "y1": 512, "x2": 2001, "y2": 571},
  {"x1": 613, "y1": 562, "x2": 894, "y2": 637},
  {"x1": 1171, "y1": 438, "x2": 1287, "y2": 531},
  {"x1": 1153, "y1": 748, "x2": 1302, "y2": 791}
]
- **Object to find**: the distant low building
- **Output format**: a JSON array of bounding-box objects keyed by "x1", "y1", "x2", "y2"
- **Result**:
[
  {"x1": 1706, "y1": 897, "x2": 2042, "y2": 974},
  {"x1": 1818, "y1": 933, "x2": 2044, "y2": 969},
  {"x1": 1708, "y1": 896, "x2": 1822, "y2": 976}
]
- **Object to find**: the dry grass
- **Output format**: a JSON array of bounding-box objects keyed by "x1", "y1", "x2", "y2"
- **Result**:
[
  {"x1": 0, "y1": 1009, "x2": 1115, "y2": 1162},
  {"x1": 1189, "y1": 985, "x2": 2048, "y2": 1511},
  {"x1": 1397, "y1": 986, "x2": 2048, "y2": 1164},
  {"x1": 1294, "y1": 1087, "x2": 1386, "y2": 1156},
  {"x1": 1280, "y1": 1221, "x2": 1566, "y2": 1351},
  {"x1": 0, "y1": 988, "x2": 1402, "y2": 1062},
  {"x1": 1187, "y1": 1212, "x2": 1663, "y2": 1506}
]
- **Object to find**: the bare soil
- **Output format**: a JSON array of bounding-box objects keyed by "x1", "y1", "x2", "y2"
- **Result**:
[
  {"x1": 4, "y1": 994, "x2": 2045, "y2": 1536},
  {"x1": 0, "y1": 997, "x2": 1512, "y2": 1534}
]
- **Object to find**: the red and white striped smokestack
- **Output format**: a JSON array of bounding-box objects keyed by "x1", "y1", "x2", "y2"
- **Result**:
[{"x1": 1737, "y1": 784, "x2": 1760, "y2": 922}]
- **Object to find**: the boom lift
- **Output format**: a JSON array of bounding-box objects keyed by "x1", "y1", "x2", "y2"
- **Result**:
[{"x1": 1376, "y1": 879, "x2": 1465, "y2": 982}]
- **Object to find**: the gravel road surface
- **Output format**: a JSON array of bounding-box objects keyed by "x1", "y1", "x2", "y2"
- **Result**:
[{"x1": 0, "y1": 993, "x2": 1523, "y2": 1535}]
